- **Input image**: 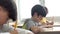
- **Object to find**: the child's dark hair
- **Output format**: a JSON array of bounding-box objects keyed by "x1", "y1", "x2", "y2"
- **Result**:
[
  {"x1": 44, "y1": 7, "x2": 48, "y2": 15},
  {"x1": 31, "y1": 5, "x2": 46, "y2": 17},
  {"x1": 0, "y1": 0, "x2": 17, "y2": 21}
]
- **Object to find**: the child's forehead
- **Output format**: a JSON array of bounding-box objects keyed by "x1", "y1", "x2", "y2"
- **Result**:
[
  {"x1": 0, "y1": 6, "x2": 8, "y2": 11},
  {"x1": 0, "y1": 6, "x2": 5, "y2": 9}
]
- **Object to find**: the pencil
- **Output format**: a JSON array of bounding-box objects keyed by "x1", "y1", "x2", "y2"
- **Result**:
[{"x1": 14, "y1": 20, "x2": 17, "y2": 30}]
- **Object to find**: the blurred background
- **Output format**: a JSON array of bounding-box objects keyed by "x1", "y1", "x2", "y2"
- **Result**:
[{"x1": 13, "y1": 0, "x2": 60, "y2": 25}]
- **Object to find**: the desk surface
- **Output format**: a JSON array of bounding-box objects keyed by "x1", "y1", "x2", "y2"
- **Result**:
[
  {"x1": 39, "y1": 22, "x2": 60, "y2": 32},
  {"x1": 9, "y1": 22, "x2": 60, "y2": 32},
  {"x1": 42, "y1": 27, "x2": 60, "y2": 32}
]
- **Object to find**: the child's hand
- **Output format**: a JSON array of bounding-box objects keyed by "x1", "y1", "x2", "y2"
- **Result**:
[
  {"x1": 46, "y1": 21, "x2": 54, "y2": 25},
  {"x1": 10, "y1": 30, "x2": 18, "y2": 34},
  {"x1": 43, "y1": 25, "x2": 53, "y2": 28}
]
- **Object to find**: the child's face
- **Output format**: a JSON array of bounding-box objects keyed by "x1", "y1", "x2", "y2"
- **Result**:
[
  {"x1": 33, "y1": 13, "x2": 43, "y2": 22},
  {"x1": 0, "y1": 6, "x2": 9, "y2": 25}
]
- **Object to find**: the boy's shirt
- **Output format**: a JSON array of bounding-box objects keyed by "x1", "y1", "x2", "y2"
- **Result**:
[
  {"x1": 0, "y1": 24, "x2": 34, "y2": 34},
  {"x1": 25, "y1": 18, "x2": 42, "y2": 30},
  {"x1": 0, "y1": 24, "x2": 14, "y2": 32},
  {"x1": 0, "y1": 32, "x2": 10, "y2": 34}
]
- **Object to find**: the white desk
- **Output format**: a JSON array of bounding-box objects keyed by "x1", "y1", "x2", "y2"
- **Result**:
[{"x1": 42, "y1": 22, "x2": 60, "y2": 32}]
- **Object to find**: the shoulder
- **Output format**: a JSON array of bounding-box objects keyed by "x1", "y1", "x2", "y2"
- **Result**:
[{"x1": 25, "y1": 18, "x2": 34, "y2": 23}]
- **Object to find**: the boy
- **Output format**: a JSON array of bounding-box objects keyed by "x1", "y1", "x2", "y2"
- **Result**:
[{"x1": 25, "y1": 5, "x2": 46, "y2": 34}]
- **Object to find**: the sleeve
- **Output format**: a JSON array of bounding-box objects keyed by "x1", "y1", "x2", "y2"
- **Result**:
[
  {"x1": 8, "y1": 25, "x2": 14, "y2": 31},
  {"x1": 26, "y1": 21, "x2": 35, "y2": 30},
  {"x1": 3, "y1": 24, "x2": 14, "y2": 32},
  {"x1": 0, "y1": 32, "x2": 10, "y2": 34},
  {"x1": 16, "y1": 28, "x2": 34, "y2": 34}
]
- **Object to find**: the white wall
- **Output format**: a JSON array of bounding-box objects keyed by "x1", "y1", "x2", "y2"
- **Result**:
[{"x1": 19, "y1": 0, "x2": 40, "y2": 21}]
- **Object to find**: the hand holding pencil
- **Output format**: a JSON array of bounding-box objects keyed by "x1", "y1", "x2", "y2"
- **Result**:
[
  {"x1": 10, "y1": 20, "x2": 18, "y2": 34},
  {"x1": 14, "y1": 20, "x2": 18, "y2": 30}
]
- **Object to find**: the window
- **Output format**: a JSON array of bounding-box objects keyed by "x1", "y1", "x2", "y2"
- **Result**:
[
  {"x1": 45, "y1": 0, "x2": 60, "y2": 17},
  {"x1": 18, "y1": 0, "x2": 60, "y2": 24}
]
